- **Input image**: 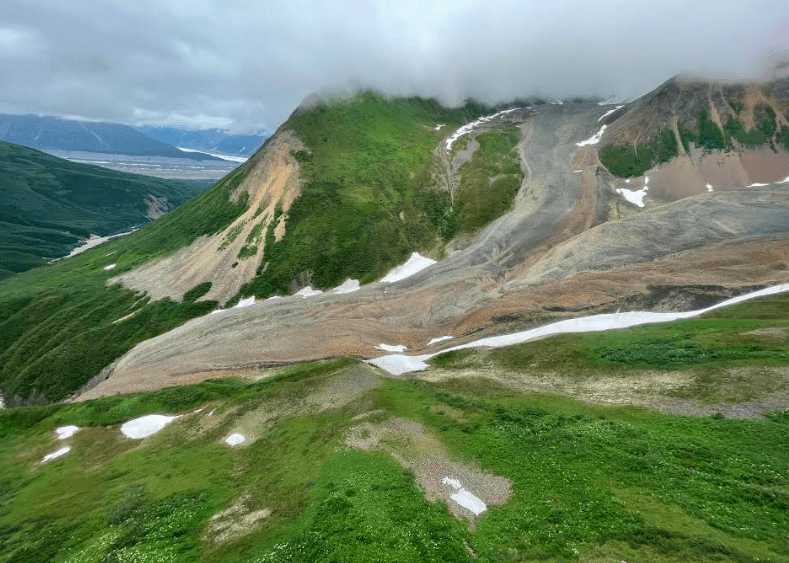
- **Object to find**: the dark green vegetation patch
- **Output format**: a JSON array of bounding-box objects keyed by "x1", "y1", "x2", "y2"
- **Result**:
[
  {"x1": 0, "y1": 142, "x2": 209, "y2": 278},
  {"x1": 601, "y1": 104, "x2": 788, "y2": 178},
  {"x1": 0, "y1": 159, "x2": 252, "y2": 404},
  {"x1": 599, "y1": 128, "x2": 678, "y2": 178}
]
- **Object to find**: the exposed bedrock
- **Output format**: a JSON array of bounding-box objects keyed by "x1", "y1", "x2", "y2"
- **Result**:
[{"x1": 80, "y1": 104, "x2": 789, "y2": 399}]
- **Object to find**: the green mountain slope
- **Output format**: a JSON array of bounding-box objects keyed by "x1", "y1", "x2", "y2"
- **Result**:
[
  {"x1": 1, "y1": 294, "x2": 788, "y2": 562},
  {"x1": 239, "y1": 92, "x2": 506, "y2": 298},
  {"x1": 0, "y1": 162, "x2": 251, "y2": 404},
  {"x1": 0, "y1": 142, "x2": 210, "y2": 277},
  {"x1": 0, "y1": 93, "x2": 526, "y2": 404}
]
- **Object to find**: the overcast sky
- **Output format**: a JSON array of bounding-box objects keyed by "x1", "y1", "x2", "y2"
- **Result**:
[{"x1": 1, "y1": 0, "x2": 787, "y2": 132}]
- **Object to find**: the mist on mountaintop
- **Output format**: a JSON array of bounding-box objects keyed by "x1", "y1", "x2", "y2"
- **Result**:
[{"x1": 0, "y1": 0, "x2": 786, "y2": 132}]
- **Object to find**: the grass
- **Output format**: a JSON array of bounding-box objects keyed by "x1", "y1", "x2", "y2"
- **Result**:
[
  {"x1": 430, "y1": 293, "x2": 789, "y2": 404},
  {"x1": 599, "y1": 128, "x2": 678, "y2": 178},
  {"x1": 0, "y1": 159, "x2": 251, "y2": 403},
  {"x1": 454, "y1": 124, "x2": 523, "y2": 234},
  {"x1": 0, "y1": 341, "x2": 788, "y2": 563},
  {"x1": 237, "y1": 92, "x2": 500, "y2": 298}
]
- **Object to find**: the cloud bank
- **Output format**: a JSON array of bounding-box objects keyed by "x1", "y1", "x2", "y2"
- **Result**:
[{"x1": 1, "y1": 0, "x2": 786, "y2": 132}]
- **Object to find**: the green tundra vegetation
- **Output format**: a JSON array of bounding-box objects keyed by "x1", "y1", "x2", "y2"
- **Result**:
[
  {"x1": 0, "y1": 293, "x2": 787, "y2": 563},
  {"x1": 237, "y1": 92, "x2": 517, "y2": 298},
  {"x1": 0, "y1": 93, "x2": 524, "y2": 404},
  {"x1": 0, "y1": 142, "x2": 210, "y2": 278},
  {"x1": 601, "y1": 105, "x2": 787, "y2": 178},
  {"x1": 0, "y1": 162, "x2": 251, "y2": 404}
]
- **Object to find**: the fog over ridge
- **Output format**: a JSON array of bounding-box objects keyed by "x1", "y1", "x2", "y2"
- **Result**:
[{"x1": 1, "y1": 0, "x2": 787, "y2": 132}]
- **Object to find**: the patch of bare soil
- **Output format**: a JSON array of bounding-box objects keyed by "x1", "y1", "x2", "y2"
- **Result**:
[
  {"x1": 110, "y1": 130, "x2": 305, "y2": 304},
  {"x1": 740, "y1": 148, "x2": 789, "y2": 184},
  {"x1": 345, "y1": 417, "x2": 512, "y2": 522},
  {"x1": 204, "y1": 495, "x2": 271, "y2": 544},
  {"x1": 416, "y1": 365, "x2": 789, "y2": 419},
  {"x1": 647, "y1": 154, "x2": 705, "y2": 200}
]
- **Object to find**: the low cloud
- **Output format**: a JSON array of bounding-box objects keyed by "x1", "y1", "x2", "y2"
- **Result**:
[{"x1": 1, "y1": 0, "x2": 786, "y2": 132}]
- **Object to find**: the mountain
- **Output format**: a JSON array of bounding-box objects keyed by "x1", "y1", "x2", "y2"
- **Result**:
[
  {"x1": 0, "y1": 114, "x2": 221, "y2": 160},
  {"x1": 134, "y1": 125, "x2": 268, "y2": 157},
  {"x1": 0, "y1": 142, "x2": 211, "y2": 278},
  {"x1": 1, "y1": 78, "x2": 789, "y2": 562}
]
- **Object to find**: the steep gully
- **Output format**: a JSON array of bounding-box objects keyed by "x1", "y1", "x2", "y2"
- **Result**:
[{"x1": 79, "y1": 105, "x2": 789, "y2": 399}]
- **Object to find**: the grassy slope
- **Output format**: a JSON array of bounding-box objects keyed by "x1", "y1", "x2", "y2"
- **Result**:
[
  {"x1": 239, "y1": 92, "x2": 497, "y2": 298},
  {"x1": 0, "y1": 142, "x2": 209, "y2": 277},
  {"x1": 0, "y1": 296, "x2": 787, "y2": 562},
  {"x1": 433, "y1": 293, "x2": 789, "y2": 405},
  {"x1": 0, "y1": 162, "x2": 251, "y2": 404},
  {"x1": 455, "y1": 124, "x2": 524, "y2": 235}
]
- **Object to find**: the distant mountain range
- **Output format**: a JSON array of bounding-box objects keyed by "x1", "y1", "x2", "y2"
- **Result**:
[
  {"x1": 0, "y1": 114, "x2": 223, "y2": 161},
  {"x1": 134, "y1": 125, "x2": 268, "y2": 157}
]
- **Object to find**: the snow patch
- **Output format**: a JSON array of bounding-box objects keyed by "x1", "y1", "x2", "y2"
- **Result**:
[
  {"x1": 381, "y1": 252, "x2": 436, "y2": 283},
  {"x1": 779, "y1": 176, "x2": 789, "y2": 184},
  {"x1": 615, "y1": 186, "x2": 648, "y2": 207},
  {"x1": 367, "y1": 354, "x2": 431, "y2": 376},
  {"x1": 441, "y1": 476, "x2": 462, "y2": 490},
  {"x1": 56, "y1": 426, "x2": 79, "y2": 440},
  {"x1": 295, "y1": 286, "x2": 323, "y2": 298},
  {"x1": 333, "y1": 279, "x2": 360, "y2": 294},
  {"x1": 576, "y1": 125, "x2": 607, "y2": 146},
  {"x1": 597, "y1": 105, "x2": 624, "y2": 122},
  {"x1": 42, "y1": 447, "x2": 71, "y2": 463},
  {"x1": 749, "y1": 182, "x2": 769, "y2": 187},
  {"x1": 120, "y1": 414, "x2": 180, "y2": 439},
  {"x1": 375, "y1": 343, "x2": 407, "y2": 352},
  {"x1": 236, "y1": 296, "x2": 255, "y2": 308},
  {"x1": 369, "y1": 284, "x2": 789, "y2": 376},
  {"x1": 427, "y1": 336, "x2": 453, "y2": 346},
  {"x1": 451, "y1": 489, "x2": 487, "y2": 515},
  {"x1": 706, "y1": 183, "x2": 714, "y2": 192},
  {"x1": 266, "y1": 296, "x2": 281, "y2": 301},
  {"x1": 225, "y1": 433, "x2": 246, "y2": 446},
  {"x1": 56, "y1": 229, "x2": 137, "y2": 262},
  {"x1": 444, "y1": 108, "x2": 518, "y2": 150},
  {"x1": 434, "y1": 124, "x2": 445, "y2": 131},
  {"x1": 103, "y1": 263, "x2": 116, "y2": 270},
  {"x1": 210, "y1": 309, "x2": 226, "y2": 315}
]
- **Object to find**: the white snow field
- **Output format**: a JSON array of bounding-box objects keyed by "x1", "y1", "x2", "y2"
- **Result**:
[
  {"x1": 427, "y1": 336, "x2": 454, "y2": 346},
  {"x1": 56, "y1": 426, "x2": 79, "y2": 440},
  {"x1": 295, "y1": 286, "x2": 323, "y2": 298},
  {"x1": 441, "y1": 476, "x2": 487, "y2": 515},
  {"x1": 616, "y1": 185, "x2": 649, "y2": 207},
  {"x1": 375, "y1": 343, "x2": 407, "y2": 352},
  {"x1": 598, "y1": 105, "x2": 624, "y2": 122},
  {"x1": 236, "y1": 296, "x2": 256, "y2": 308},
  {"x1": 54, "y1": 229, "x2": 136, "y2": 262},
  {"x1": 225, "y1": 433, "x2": 246, "y2": 446},
  {"x1": 381, "y1": 252, "x2": 436, "y2": 283},
  {"x1": 41, "y1": 447, "x2": 71, "y2": 463},
  {"x1": 333, "y1": 279, "x2": 360, "y2": 294},
  {"x1": 120, "y1": 414, "x2": 180, "y2": 439},
  {"x1": 444, "y1": 108, "x2": 518, "y2": 151},
  {"x1": 576, "y1": 124, "x2": 607, "y2": 146},
  {"x1": 369, "y1": 283, "x2": 789, "y2": 376}
]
